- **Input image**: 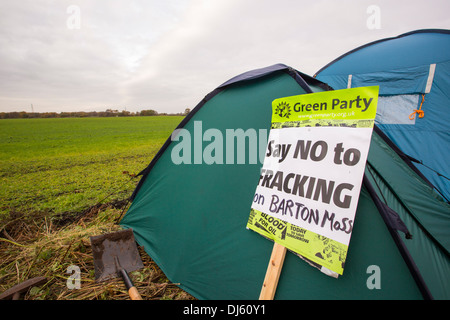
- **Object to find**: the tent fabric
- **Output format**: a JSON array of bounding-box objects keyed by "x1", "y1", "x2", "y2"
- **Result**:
[
  {"x1": 315, "y1": 29, "x2": 450, "y2": 202},
  {"x1": 346, "y1": 65, "x2": 434, "y2": 95},
  {"x1": 365, "y1": 129, "x2": 450, "y2": 299},
  {"x1": 368, "y1": 127, "x2": 450, "y2": 254},
  {"x1": 218, "y1": 63, "x2": 333, "y2": 92},
  {"x1": 121, "y1": 63, "x2": 450, "y2": 299}
]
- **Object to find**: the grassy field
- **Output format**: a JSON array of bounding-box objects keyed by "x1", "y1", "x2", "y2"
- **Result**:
[
  {"x1": 0, "y1": 116, "x2": 195, "y2": 300},
  {"x1": 0, "y1": 116, "x2": 182, "y2": 217}
]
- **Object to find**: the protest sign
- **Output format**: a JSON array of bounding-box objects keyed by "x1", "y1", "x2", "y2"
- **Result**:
[{"x1": 247, "y1": 86, "x2": 379, "y2": 277}]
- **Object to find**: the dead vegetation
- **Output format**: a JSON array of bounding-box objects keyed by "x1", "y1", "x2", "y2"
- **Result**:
[{"x1": 0, "y1": 202, "x2": 195, "y2": 300}]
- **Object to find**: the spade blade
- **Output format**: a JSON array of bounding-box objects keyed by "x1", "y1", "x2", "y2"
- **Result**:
[{"x1": 90, "y1": 228, "x2": 143, "y2": 282}]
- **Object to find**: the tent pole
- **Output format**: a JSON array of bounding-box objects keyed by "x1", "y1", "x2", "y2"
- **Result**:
[{"x1": 259, "y1": 242, "x2": 287, "y2": 300}]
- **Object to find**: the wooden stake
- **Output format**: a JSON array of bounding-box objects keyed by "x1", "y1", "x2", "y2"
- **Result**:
[{"x1": 259, "y1": 242, "x2": 287, "y2": 300}]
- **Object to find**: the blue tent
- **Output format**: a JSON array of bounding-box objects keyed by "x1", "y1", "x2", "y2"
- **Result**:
[{"x1": 315, "y1": 29, "x2": 450, "y2": 202}]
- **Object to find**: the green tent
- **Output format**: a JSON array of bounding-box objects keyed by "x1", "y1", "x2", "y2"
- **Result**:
[{"x1": 120, "y1": 64, "x2": 449, "y2": 299}]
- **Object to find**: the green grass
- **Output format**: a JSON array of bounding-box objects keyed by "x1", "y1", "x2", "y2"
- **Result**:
[
  {"x1": 0, "y1": 115, "x2": 196, "y2": 300},
  {"x1": 0, "y1": 116, "x2": 183, "y2": 219}
]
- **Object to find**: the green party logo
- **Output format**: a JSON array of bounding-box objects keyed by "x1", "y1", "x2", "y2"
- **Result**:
[{"x1": 275, "y1": 101, "x2": 291, "y2": 118}]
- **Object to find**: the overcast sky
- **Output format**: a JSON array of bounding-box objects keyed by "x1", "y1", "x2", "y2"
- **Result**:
[{"x1": 0, "y1": 0, "x2": 449, "y2": 114}]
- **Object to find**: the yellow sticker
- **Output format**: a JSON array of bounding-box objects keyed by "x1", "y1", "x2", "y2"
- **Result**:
[
  {"x1": 272, "y1": 86, "x2": 379, "y2": 123},
  {"x1": 247, "y1": 209, "x2": 347, "y2": 275}
]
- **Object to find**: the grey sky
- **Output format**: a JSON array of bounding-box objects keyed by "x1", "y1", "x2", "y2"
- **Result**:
[{"x1": 0, "y1": 0, "x2": 449, "y2": 113}]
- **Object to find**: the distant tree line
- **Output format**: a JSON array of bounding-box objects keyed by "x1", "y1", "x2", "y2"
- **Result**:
[{"x1": 0, "y1": 108, "x2": 191, "y2": 119}]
